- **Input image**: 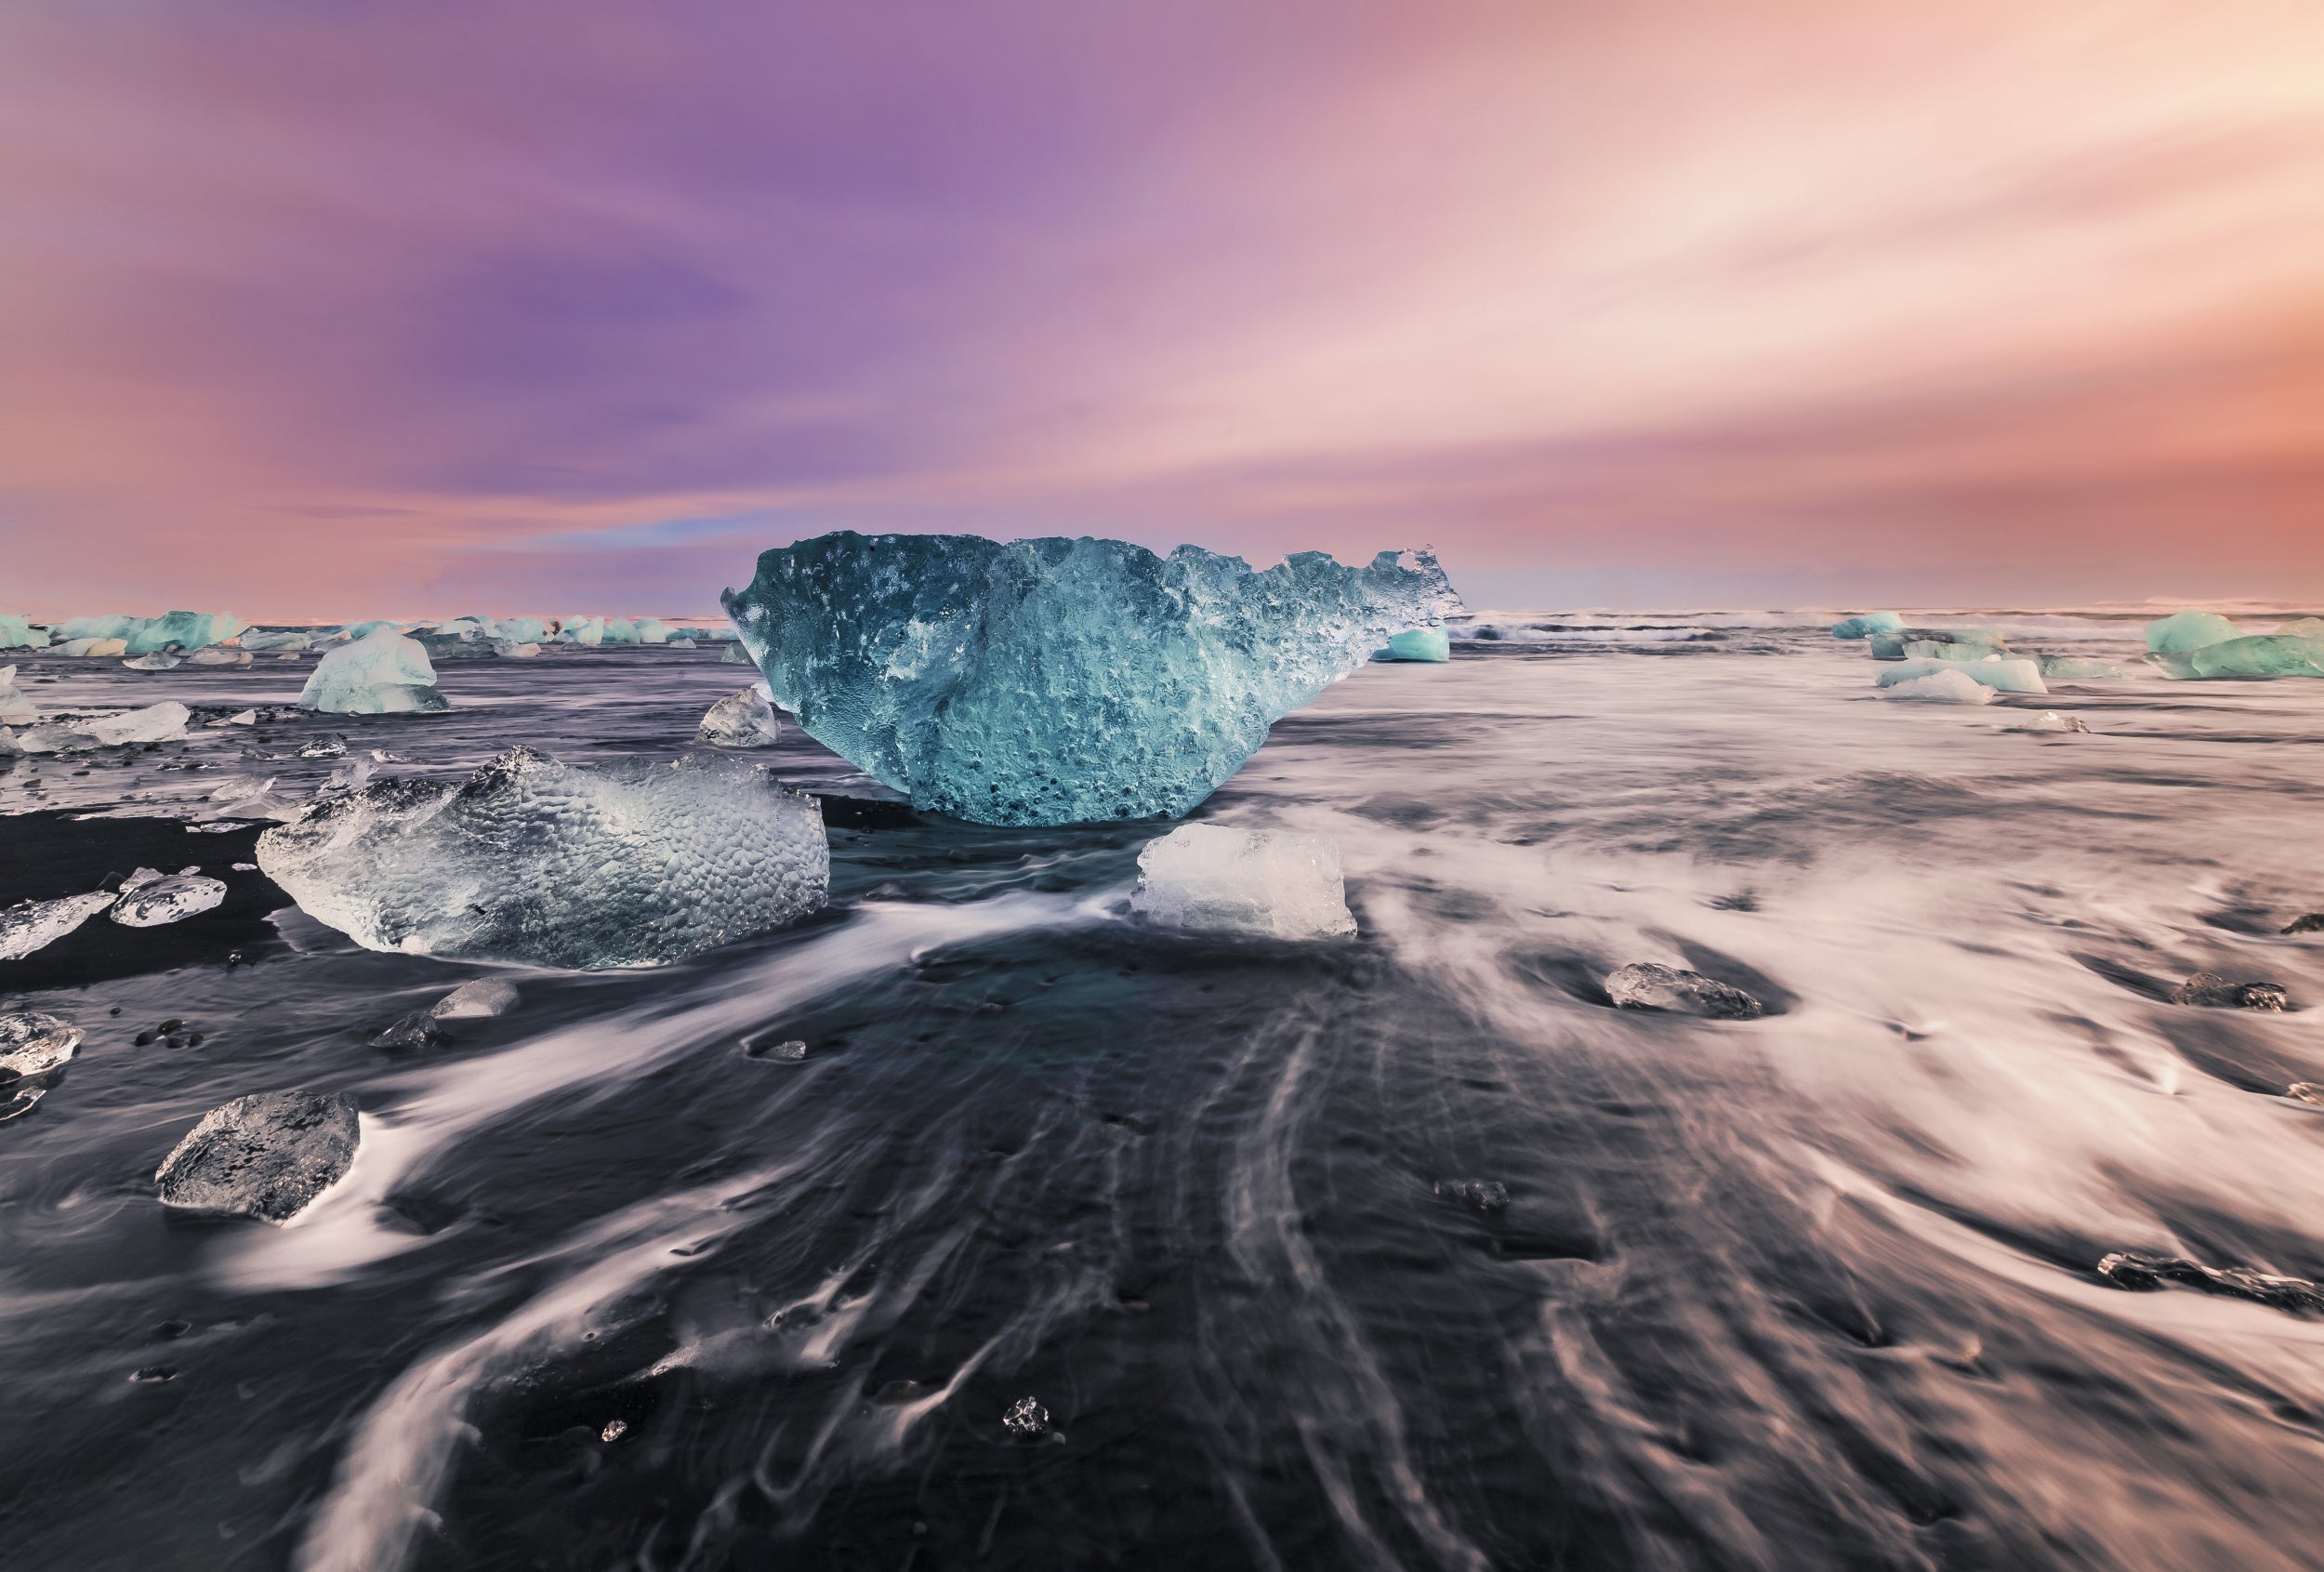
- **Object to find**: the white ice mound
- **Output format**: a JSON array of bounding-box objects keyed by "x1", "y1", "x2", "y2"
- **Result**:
[
  {"x1": 79, "y1": 701, "x2": 191, "y2": 746},
  {"x1": 698, "y1": 686, "x2": 782, "y2": 747},
  {"x1": 1881, "y1": 668, "x2": 1995, "y2": 705},
  {"x1": 2146, "y1": 610, "x2": 2240, "y2": 653},
  {"x1": 1875, "y1": 656, "x2": 2045, "y2": 694},
  {"x1": 721, "y1": 532, "x2": 1461, "y2": 826},
  {"x1": 1129, "y1": 823, "x2": 1357, "y2": 940},
  {"x1": 111, "y1": 872, "x2": 227, "y2": 927},
  {"x1": 297, "y1": 627, "x2": 449, "y2": 714},
  {"x1": 256, "y1": 746, "x2": 829, "y2": 969},
  {"x1": 0, "y1": 667, "x2": 33, "y2": 725},
  {"x1": 0, "y1": 895, "x2": 115, "y2": 960}
]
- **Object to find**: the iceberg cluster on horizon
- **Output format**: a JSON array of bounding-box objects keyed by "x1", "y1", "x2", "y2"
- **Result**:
[
  {"x1": 2144, "y1": 611, "x2": 2324, "y2": 680},
  {"x1": 721, "y1": 531, "x2": 1462, "y2": 826}
]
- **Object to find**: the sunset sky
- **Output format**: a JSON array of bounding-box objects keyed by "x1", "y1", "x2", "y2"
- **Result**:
[{"x1": 3, "y1": 1, "x2": 2320, "y2": 617}]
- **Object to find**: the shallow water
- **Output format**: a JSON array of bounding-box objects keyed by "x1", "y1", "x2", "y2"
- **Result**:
[{"x1": 5, "y1": 623, "x2": 2324, "y2": 1571}]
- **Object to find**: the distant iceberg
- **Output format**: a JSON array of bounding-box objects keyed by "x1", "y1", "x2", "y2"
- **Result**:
[
  {"x1": 2146, "y1": 610, "x2": 2240, "y2": 654},
  {"x1": 2150, "y1": 633, "x2": 2324, "y2": 680},
  {"x1": 721, "y1": 532, "x2": 1460, "y2": 826}
]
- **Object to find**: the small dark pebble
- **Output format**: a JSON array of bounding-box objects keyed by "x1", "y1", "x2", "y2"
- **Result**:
[
  {"x1": 185, "y1": 1033, "x2": 203, "y2": 1048},
  {"x1": 134, "y1": 1031, "x2": 155, "y2": 1047},
  {"x1": 2287, "y1": 914, "x2": 2324, "y2": 935},
  {"x1": 108, "y1": 1007, "x2": 122, "y2": 1017},
  {"x1": 159, "y1": 1018, "x2": 183, "y2": 1034},
  {"x1": 155, "y1": 1319, "x2": 191, "y2": 1340},
  {"x1": 165, "y1": 1036, "x2": 185, "y2": 1049}
]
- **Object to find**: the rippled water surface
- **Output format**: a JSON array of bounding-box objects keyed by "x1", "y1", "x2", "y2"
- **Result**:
[{"x1": 6, "y1": 617, "x2": 2324, "y2": 1572}]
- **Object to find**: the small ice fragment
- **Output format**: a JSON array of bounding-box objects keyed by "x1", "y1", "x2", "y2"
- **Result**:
[
  {"x1": 185, "y1": 648, "x2": 253, "y2": 667},
  {"x1": 1604, "y1": 962, "x2": 1765, "y2": 1019},
  {"x1": 119, "y1": 867, "x2": 165, "y2": 892},
  {"x1": 1002, "y1": 1396, "x2": 1050, "y2": 1436},
  {"x1": 123, "y1": 654, "x2": 181, "y2": 671},
  {"x1": 111, "y1": 875, "x2": 228, "y2": 928},
  {"x1": 489, "y1": 641, "x2": 540, "y2": 658},
  {"x1": 208, "y1": 709, "x2": 260, "y2": 727},
  {"x1": 0, "y1": 1011, "x2": 82, "y2": 1077},
  {"x1": 2286, "y1": 1082, "x2": 2324, "y2": 1105},
  {"x1": 667, "y1": 639, "x2": 698, "y2": 650},
  {"x1": 1880, "y1": 668, "x2": 1995, "y2": 706},
  {"x1": 1435, "y1": 1178, "x2": 1510, "y2": 1212},
  {"x1": 1875, "y1": 657, "x2": 2045, "y2": 694},
  {"x1": 2146, "y1": 610, "x2": 2241, "y2": 654},
  {"x1": 721, "y1": 641, "x2": 753, "y2": 665},
  {"x1": 0, "y1": 671, "x2": 33, "y2": 725},
  {"x1": 153, "y1": 1090, "x2": 360, "y2": 1223},
  {"x1": 2172, "y1": 972, "x2": 2289, "y2": 1011},
  {"x1": 742, "y1": 1034, "x2": 808, "y2": 1062},
  {"x1": 297, "y1": 734, "x2": 348, "y2": 759},
  {"x1": 81, "y1": 701, "x2": 191, "y2": 746},
  {"x1": 2036, "y1": 654, "x2": 2122, "y2": 680},
  {"x1": 2013, "y1": 711, "x2": 2091, "y2": 733},
  {"x1": 601, "y1": 1420, "x2": 627, "y2": 1443},
  {"x1": 232, "y1": 862, "x2": 257, "y2": 871},
  {"x1": 698, "y1": 686, "x2": 783, "y2": 747},
  {"x1": 1129, "y1": 824, "x2": 1356, "y2": 940},
  {"x1": 2096, "y1": 1250, "x2": 2324, "y2": 1314},
  {"x1": 430, "y1": 977, "x2": 519, "y2": 1019},
  {"x1": 297, "y1": 627, "x2": 449, "y2": 715},
  {"x1": 0, "y1": 892, "x2": 117, "y2": 959},
  {"x1": 257, "y1": 746, "x2": 828, "y2": 969},
  {"x1": 0, "y1": 1085, "x2": 46, "y2": 1121}
]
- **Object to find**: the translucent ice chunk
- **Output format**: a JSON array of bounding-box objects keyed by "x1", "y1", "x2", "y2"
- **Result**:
[
  {"x1": 1829, "y1": 612, "x2": 1903, "y2": 639},
  {"x1": 1129, "y1": 823, "x2": 1357, "y2": 940},
  {"x1": 111, "y1": 874, "x2": 227, "y2": 927},
  {"x1": 601, "y1": 617, "x2": 640, "y2": 644},
  {"x1": 1875, "y1": 657, "x2": 2045, "y2": 694},
  {"x1": 2012, "y1": 711, "x2": 2092, "y2": 733},
  {"x1": 2146, "y1": 609, "x2": 2240, "y2": 653},
  {"x1": 0, "y1": 1011, "x2": 82, "y2": 1076},
  {"x1": 154, "y1": 1091, "x2": 360, "y2": 1223},
  {"x1": 57, "y1": 614, "x2": 139, "y2": 641},
  {"x1": 2281, "y1": 616, "x2": 2324, "y2": 640},
  {"x1": 1881, "y1": 668, "x2": 1996, "y2": 705},
  {"x1": 0, "y1": 614, "x2": 46, "y2": 649},
  {"x1": 256, "y1": 746, "x2": 829, "y2": 969},
  {"x1": 1376, "y1": 628, "x2": 1450, "y2": 663},
  {"x1": 559, "y1": 615, "x2": 604, "y2": 646},
  {"x1": 185, "y1": 648, "x2": 254, "y2": 667},
  {"x1": 59, "y1": 637, "x2": 128, "y2": 657},
  {"x1": 698, "y1": 686, "x2": 782, "y2": 747},
  {"x1": 722, "y1": 532, "x2": 1461, "y2": 825},
  {"x1": 123, "y1": 653, "x2": 181, "y2": 671},
  {"x1": 81, "y1": 701, "x2": 191, "y2": 746},
  {"x1": 721, "y1": 641, "x2": 754, "y2": 665},
  {"x1": 430, "y1": 977, "x2": 519, "y2": 1019},
  {"x1": 239, "y1": 630, "x2": 312, "y2": 652},
  {"x1": 490, "y1": 641, "x2": 541, "y2": 658},
  {"x1": 297, "y1": 627, "x2": 449, "y2": 714},
  {"x1": 338, "y1": 619, "x2": 395, "y2": 641},
  {"x1": 0, "y1": 672, "x2": 33, "y2": 725},
  {"x1": 634, "y1": 617, "x2": 668, "y2": 644},
  {"x1": 2179, "y1": 634, "x2": 2324, "y2": 680},
  {"x1": 125, "y1": 610, "x2": 242, "y2": 654},
  {"x1": 0, "y1": 893, "x2": 116, "y2": 959}
]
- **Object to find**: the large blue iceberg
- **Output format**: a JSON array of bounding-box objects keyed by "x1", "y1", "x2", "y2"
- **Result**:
[{"x1": 721, "y1": 532, "x2": 1461, "y2": 825}]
